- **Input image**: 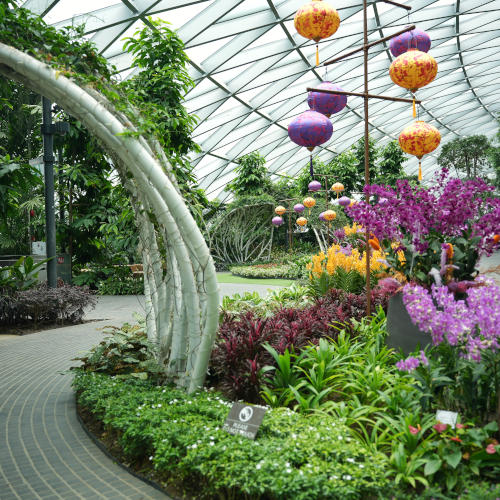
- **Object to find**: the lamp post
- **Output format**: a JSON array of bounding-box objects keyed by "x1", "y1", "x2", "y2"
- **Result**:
[{"x1": 41, "y1": 97, "x2": 69, "y2": 288}]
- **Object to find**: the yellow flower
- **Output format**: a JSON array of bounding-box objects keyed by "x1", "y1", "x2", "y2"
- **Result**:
[{"x1": 343, "y1": 222, "x2": 364, "y2": 236}]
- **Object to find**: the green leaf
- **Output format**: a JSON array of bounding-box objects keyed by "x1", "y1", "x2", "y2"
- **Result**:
[
  {"x1": 444, "y1": 450, "x2": 462, "y2": 469},
  {"x1": 446, "y1": 472, "x2": 458, "y2": 491},
  {"x1": 424, "y1": 458, "x2": 442, "y2": 476}
]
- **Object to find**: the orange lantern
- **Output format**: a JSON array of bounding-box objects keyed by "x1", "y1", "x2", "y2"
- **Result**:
[
  {"x1": 331, "y1": 182, "x2": 344, "y2": 198},
  {"x1": 275, "y1": 205, "x2": 286, "y2": 216},
  {"x1": 294, "y1": 0, "x2": 340, "y2": 66},
  {"x1": 399, "y1": 121, "x2": 441, "y2": 182},
  {"x1": 303, "y1": 197, "x2": 316, "y2": 208},
  {"x1": 296, "y1": 217, "x2": 308, "y2": 226},
  {"x1": 389, "y1": 49, "x2": 437, "y2": 117},
  {"x1": 323, "y1": 210, "x2": 336, "y2": 221}
]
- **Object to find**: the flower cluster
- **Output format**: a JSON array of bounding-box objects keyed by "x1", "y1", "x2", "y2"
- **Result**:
[
  {"x1": 345, "y1": 172, "x2": 500, "y2": 258},
  {"x1": 400, "y1": 280, "x2": 500, "y2": 363},
  {"x1": 395, "y1": 350, "x2": 428, "y2": 372},
  {"x1": 307, "y1": 244, "x2": 386, "y2": 278}
]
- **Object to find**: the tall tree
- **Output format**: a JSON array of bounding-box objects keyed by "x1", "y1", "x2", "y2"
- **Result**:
[
  {"x1": 438, "y1": 135, "x2": 491, "y2": 178},
  {"x1": 488, "y1": 120, "x2": 500, "y2": 188},
  {"x1": 376, "y1": 140, "x2": 410, "y2": 186},
  {"x1": 227, "y1": 151, "x2": 271, "y2": 198}
]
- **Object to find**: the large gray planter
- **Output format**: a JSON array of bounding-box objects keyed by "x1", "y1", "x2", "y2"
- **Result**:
[{"x1": 386, "y1": 292, "x2": 432, "y2": 355}]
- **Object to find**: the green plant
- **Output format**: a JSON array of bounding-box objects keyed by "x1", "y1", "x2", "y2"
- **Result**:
[
  {"x1": 229, "y1": 263, "x2": 294, "y2": 279},
  {"x1": 73, "y1": 371, "x2": 390, "y2": 499},
  {"x1": 227, "y1": 151, "x2": 271, "y2": 197},
  {"x1": 307, "y1": 268, "x2": 378, "y2": 296},
  {"x1": 0, "y1": 255, "x2": 49, "y2": 293},
  {"x1": 72, "y1": 323, "x2": 163, "y2": 380}
]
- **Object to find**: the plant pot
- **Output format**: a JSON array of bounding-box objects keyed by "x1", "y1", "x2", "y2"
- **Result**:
[{"x1": 386, "y1": 292, "x2": 432, "y2": 355}]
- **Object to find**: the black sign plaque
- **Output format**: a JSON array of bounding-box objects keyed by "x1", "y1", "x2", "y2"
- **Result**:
[{"x1": 223, "y1": 403, "x2": 267, "y2": 440}]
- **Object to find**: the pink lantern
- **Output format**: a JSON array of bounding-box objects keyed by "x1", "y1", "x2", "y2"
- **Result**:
[
  {"x1": 308, "y1": 81, "x2": 347, "y2": 117},
  {"x1": 272, "y1": 216, "x2": 283, "y2": 226},
  {"x1": 319, "y1": 211, "x2": 326, "y2": 221},
  {"x1": 294, "y1": 203, "x2": 305, "y2": 213},
  {"x1": 308, "y1": 180, "x2": 322, "y2": 192},
  {"x1": 288, "y1": 110, "x2": 333, "y2": 177}
]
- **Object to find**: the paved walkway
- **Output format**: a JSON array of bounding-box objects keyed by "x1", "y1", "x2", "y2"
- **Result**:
[{"x1": 0, "y1": 282, "x2": 281, "y2": 500}]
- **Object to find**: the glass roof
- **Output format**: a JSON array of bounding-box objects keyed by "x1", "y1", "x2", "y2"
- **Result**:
[{"x1": 19, "y1": 0, "x2": 500, "y2": 200}]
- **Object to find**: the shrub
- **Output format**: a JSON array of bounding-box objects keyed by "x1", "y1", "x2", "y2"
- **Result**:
[
  {"x1": 210, "y1": 287, "x2": 389, "y2": 401},
  {"x1": 0, "y1": 281, "x2": 96, "y2": 326},
  {"x1": 73, "y1": 371, "x2": 390, "y2": 500},
  {"x1": 229, "y1": 263, "x2": 295, "y2": 279},
  {"x1": 72, "y1": 323, "x2": 163, "y2": 380}
]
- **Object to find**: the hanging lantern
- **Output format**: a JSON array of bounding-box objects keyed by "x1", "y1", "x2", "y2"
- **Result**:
[
  {"x1": 319, "y1": 211, "x2": 326, "y2": 221},
  {"x1": 294, "y1": 203, "x2": 306, "y2": 213},
  {"x1": 399, "y1": 121, "x2": 441, "y2": 182},
  {"x1": 308, "y1": 180, "x2": 322, "y2": 192},
  {"x1": 296, "y1": 217, "x2": 308, "y2": 227},
  {"x1": 323, "y1": 210, "x2": 336, "y2": 221},
  {"x1": 29, "y1": 209, "x2": 35, "y2": 217},
  {"x1": 275, "y1": 205, "x2": 286, "y2": 216},
  {"x1": 288, "y1": 110, "x2": 333, "y2": 177},
  {"x1": 390, "y1": 49, "x2": 437, "y2": 117},
  {"x1": 331, "y1": 182, "x2": 344, "y2": 198},
  {"x1": 389, "y1": 28, "x2": 431, "y2": 58},
  {"x1": 272, "y1": 216, "x2": 284, "y2": 226},
  {"x1": 389, "y1": 50, "x2": 437, "y2": 92},
  {"x1": 303, "y1": 197, "x2": 316, "y2": 208},
  {"x1": 308, "y1": 82, "x2": 347, "y2": 117},
  {"x1": 294, "y1": 0, "x2": 340, "y2": 66},
  {"x1": 338, "y1": 196, "x2": 350, "y2": 207}
]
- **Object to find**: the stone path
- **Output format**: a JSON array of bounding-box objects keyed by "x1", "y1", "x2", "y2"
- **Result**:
[{"x1": 0, "y1": 282, "x2": 281, "y2": 500}]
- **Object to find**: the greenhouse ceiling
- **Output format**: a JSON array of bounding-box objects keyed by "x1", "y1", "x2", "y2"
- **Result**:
[{"x1": 19, "y1": 0, "x2": 500, "y2": 200}]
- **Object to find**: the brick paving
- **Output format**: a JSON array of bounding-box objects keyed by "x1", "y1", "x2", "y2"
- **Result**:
[{"x1": 0, "y1": 320, "x2": 170, "y2": 500}]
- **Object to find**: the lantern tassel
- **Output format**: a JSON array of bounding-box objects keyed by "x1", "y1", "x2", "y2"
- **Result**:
[
  {"x1": 309, "y1": 154, "x2": 314, "y2": 178},
  {"x1": 418, "y1": 160, "x2": 422, "y2": 182},
  {"x1": 412, "y1": 96, "x2": 416, "y2": 118},
  {"x1": 316, "y1": 43, "x2": 319, "y2": 67}
]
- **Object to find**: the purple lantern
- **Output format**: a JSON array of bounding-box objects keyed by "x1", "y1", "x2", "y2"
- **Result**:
[
  {"x1": 294, "y1": 203, "x2": 305, "y2": 213},
  {"x1": 389, "y1": 28, "x2": 431, "y2": 58},
  {"x1": 288, "y1": 110, "x2": 333, "y2": 177},
  {"x1": 272, "y1": 216, "x2": 283, "y2": 226},
  {"x1": 308, "y1": 82, "x2": 347, "y2": 117},
  {"x1": 319, "y1": 211, "x2": 326, "y2": 221},
  {"x1": 288, "y1": 110, "x2": 333, "y2": 150},
  {"x1": 338, "y1": 196, "x2": 351, "y2": 207},
  {"x1": 308, "y1": 180, "x2": 322, "y2": 192}
]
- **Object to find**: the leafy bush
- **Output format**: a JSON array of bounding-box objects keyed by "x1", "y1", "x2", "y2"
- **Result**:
[
  {"x1": 308, "y1": 268, "x2": 380, "y2": 296},
  {"x1": 219, "y1": 284, "x2": 314, "y2": 319},
  {"x1": 210, "y1": 288, "x2": 389, "y2": 401},
  {"x1": 74, "y1": 264, "x2": 144, "y2": 295},
  {"x1": 73, "y1": 371, "x2": 390, "y2": 500},
  {"x1": 72, "y1": 323, "x2": 163, "y2": 380},
  {"x1": 229, "y1": 263, "x2": 295, "y2": 279},
  {"x1": 0, "y1": 281, "x2": 96, "y2": 326},
  {"x1": 0, "y1": 255, "x2": 48, "y2": 293}
]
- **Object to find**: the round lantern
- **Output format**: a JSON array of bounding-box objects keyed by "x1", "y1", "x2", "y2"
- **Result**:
[
  {"x1": 319, "y1": 211, "x2": 326, "y2": 221},
  {"x1": 294, "y1": 0, "x2": 340, "y2": 66},
  {"x1": 323, "y1": 210, "x2": 336, "y2": 221},
  {"x1": 399, "y1": 121, "x2": 441, "y2": 181},
  {"x1": 294, "y1": 203, "x2": 305, "y2": 213},
  {"x1": 288, "y1": 110, "x2": 333, "y2": 178},
  {"x1": 389, "y1": 28, "x2": 431, "y2": 58},
  {"x1": 303, "y1": 197, "x2": 316, "y2": 208},
  {"x1": 308, "y1": 82, "x2": 347, "y2": 117},
  {"x1": 272, "y1": 216, "x2": 284, "y2": 226},
  {"x1": 296, "y1": 217, "x2": 308, "y2": 227},
  {"x1": 331, "y1": 182, "x2": 344, "y2": 198},
  {"x1": 309, "y1": 180, "x2": 322, "y2": 192},
  {"x1": 338, "y1": 196, "x2": 350, "y2": 207},
  {"x1": 275, "y1": 205, "x2": 286, "y2": 216},
  {"x1": 389, "y1": 49, "x2": 437, "y2": 92}
]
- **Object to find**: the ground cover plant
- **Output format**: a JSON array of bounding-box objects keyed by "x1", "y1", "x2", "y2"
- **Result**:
[{"x1": 73, "y1": 371, "x2": 391, "y2": 500}]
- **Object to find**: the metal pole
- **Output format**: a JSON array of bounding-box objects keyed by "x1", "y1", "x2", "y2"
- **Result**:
[
  {"x1": 363, "y1": 0, "x2": 372, "y2": 316},
  {"x1": 42, "y1": 96, "x2": 57, "y2": 288},
  {"x1": 306, "y1": 88, "x2": 421, "y2": 105}
]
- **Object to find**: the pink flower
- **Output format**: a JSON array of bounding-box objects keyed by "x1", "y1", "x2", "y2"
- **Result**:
[
  {"x1": 450, "y1": 436, "x2": 462, "y2": 443},
  {"x1": 433, "y1": 423, "x2": 448, "y2": 433},
  {"x1": 408, "y1": 425, "x2": 420, "y2": 435},
  {"x1": 486, "y1": 444, "x2": 497, "y2": 454},
  {"x1": 456, "y1": 423, "x2": 466, "y2": 429}
]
